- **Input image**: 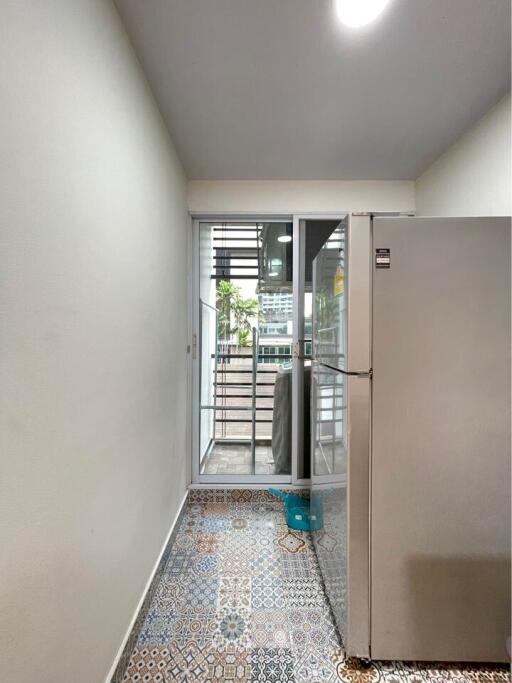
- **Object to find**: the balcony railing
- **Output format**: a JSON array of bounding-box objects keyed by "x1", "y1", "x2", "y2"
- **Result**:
[{"x1": 213, "y1": 346, "x2": 291, "y2": 441}]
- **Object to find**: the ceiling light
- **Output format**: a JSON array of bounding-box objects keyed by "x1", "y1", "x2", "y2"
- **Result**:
[
  {"x1": 278, "y1": 235, "x2": 292, "y2": 243},
  {"x1": 334, "y1": 0, "x2": 392, "y2": 28}
]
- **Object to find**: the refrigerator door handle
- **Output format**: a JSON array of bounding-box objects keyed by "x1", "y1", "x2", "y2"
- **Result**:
[
  {"x1": 319, "y1": 362, "x2": 372, "y2": 378},
  {"x1": 343, "y1": 369, "x2": 372, "y2": 378}
]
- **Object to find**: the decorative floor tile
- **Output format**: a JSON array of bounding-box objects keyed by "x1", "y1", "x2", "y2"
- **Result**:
[
  {"x1": 251, "y1": 550, "x2": 281, "y2": 576},
  {"x1": 205, "y1": 501, "x2": 230, "y2": 514},
  {"x1": 199, "y1": 516, "x2": 230, "y2": 532},
  {"x1": 377, "y1": 663, "x2": 414, "y2": 683},
  {"x1": 252, "y1": 574, "x2": 286, "y2": 609},
  {"x1": 193, "y1": 532, "x2": 223, "y2": 554},
  {"x1": 287, "y1": 607, "x2": 339, "y2": 650},
  {"x1": 219, "y1": 576, "x2": 252, "y2": 611},
  {"x1": 185, "y1": 503, "x2": 205, "y2": 517},
  {"x1": 229, "y1": 503, "x2": 258, "y2": 518},
  {"x1": 279, "y1": 552, "x2": 313, "y2": 578},
  {"x1": 232, "y1": 516, "x2": 250, "y2": 530},
  {"x1": 401, "y1": 662, "x2": 512, "y2": 682},
  {"x1": 277, "y1": 531, "x2": 306, "y2": 554},
  {"x1": 165, "y1": 641, "x2": 209, "y2": 682},
  {"x1": 332, "y1": 653, "x2": 383, "y2": 683},
  {"x1": 293, "y1": 646, "x2": 338, "y2": 683},
  {"x1": 252, "y1": 533, "x2": 276, "y2": 553},
  {"x1": 184, "y1": 576, "x2": 219, "y2": 610},
  {"x1": 283, "y1": 578, "x2": 327, "y2": 608},
  {"x1": 315, "y1": 529, "x2": 339, "y2": 553},
  {"x1": 205, "y1": 645, "x2": 251, "y2": 682},
  {"x1": 151, "y1": 576, "x2": 188, "y2": 614},
  {"x1": 123, "y1": 646, "x2": 170, "y2": 683},
  {"x1": 172, "y1": 531, "x2": 196, "y2": 551},
  {"x1": 251, "y1": 501, "x2": 282, "y2": 515},
  {"x1": 224, "y1": 530, "x2": 256, "y2": 556},
  {"x1": 250, "y1": 515, "x2": 279, "y2": 533},
  {"x1": 188, "y1": 490, "x2": 227, "y2": 504},
  {"x1": 138, "y1": 611, "x2": 176, "y2": 646},
  {"x1": 251, "y1": 609, "x2": 290, "y2": 648},
  {"x1": 221, "y1": 551, "x2": 252, "y2": 576},
  {"x1": 164, "y1": 551, "x2": 197, "y2": 577},
  {"x1": 119, "y1": 492, "x2": 509, "y2": 683},
  {"x1": 172, "y1": 608, "x2": 217, "y2": 647},
  {"x1": 250, "y1": 647, "x2": 295, "y2": 682},
  {"x1": 229, "y1": 489, "x2": 265, "y2": 503},
  {"x1": 192, "y1": 553, "x2": 219, "y2": 577},
  {"x1": 214, "y1": 609, "x2": 251, "y2": 649}
]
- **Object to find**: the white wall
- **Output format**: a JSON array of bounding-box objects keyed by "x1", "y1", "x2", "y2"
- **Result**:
[
  {"x1": 188, "y1": 180, "x2": 415, "y2": 215},
  {"x1": 0, "y1": 2, "x2": 189, "y2": 682},
  {"x1": 416, "y1": 94, "x2": 511, "y2": 216}
]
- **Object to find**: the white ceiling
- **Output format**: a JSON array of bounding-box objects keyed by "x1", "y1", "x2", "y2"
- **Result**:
[{"x1": 115, "y1": 0, "x2": 510, "y2": 180}]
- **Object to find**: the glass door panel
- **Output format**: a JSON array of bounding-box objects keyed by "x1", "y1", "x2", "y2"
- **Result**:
[
  {"x1": 199, "y1": 301, "x2": 217, "y2": 469},
  {"x1": 196, "y1": 221, "x2": 293, "y2": 479},
  {"x1": 312, "y1": 363, "x2": 347, "y2": 478},
  {"x1": 309, "y1": 216, "x2": 349, "y2": 643},
  {"x1": 295, "y1": 219, "x2": 342, "y2": 480},
  {"x1": 312, "y1": 219, "x2": 348, "y2": 371}
]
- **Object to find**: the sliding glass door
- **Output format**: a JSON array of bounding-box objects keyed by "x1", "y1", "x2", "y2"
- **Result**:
[
  {"x1": 193, "y1": 220, "x2": 295, "y2": 482},
  {"x1": 191, "y1": 216, "x2": 347, "y2": 484}
]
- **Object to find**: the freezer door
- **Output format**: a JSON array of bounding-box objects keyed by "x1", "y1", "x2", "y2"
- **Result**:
[
  {"x1": 311, "y1": 214, "x2": 371, "y2": 657},
  {"x1": 312, "y1": 217, "x2": 348, "y2": 370},
  {"x1": 312, "y1": 214, "x2": 371, "y2": 374},
  {"x1": 371, "y1": 216, "x2": 511, "y2": 662}
]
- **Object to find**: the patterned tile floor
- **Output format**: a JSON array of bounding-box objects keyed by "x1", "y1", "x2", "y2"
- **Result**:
[{"x1": 121, "y1": 490, "x2": 509, "y2": 683}]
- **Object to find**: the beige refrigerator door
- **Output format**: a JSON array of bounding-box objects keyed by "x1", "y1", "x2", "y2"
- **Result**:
[{"x1": 371, "y1": 216, "x2": 511, "y2": 662}]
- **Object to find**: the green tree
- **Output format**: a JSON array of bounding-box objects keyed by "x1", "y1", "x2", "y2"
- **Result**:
[
  {"x1": 216, "y1": 280, "x2": 263, "y2": 347},
  {"x1": 237, "y1": 328, "x2": 252, "y2": 348},
  {"x1": 232, "y1": 297, "x2": 261, "y2": 341},
  {"x1": 216, "y1": 279, "x2": 239, "y2": 341}
]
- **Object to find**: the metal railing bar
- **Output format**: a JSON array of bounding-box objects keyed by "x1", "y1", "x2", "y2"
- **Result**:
[
  {"x1": 251, "y1": 326, "x2": 257, "y2": 473},
  {"x1": 213, "y1": 246, "x2": 259, "y2": 251},
  {"x1": 214, "y1": 382, "x2": 275, "y2": 387},
  {"x1": 213, "y1": 255, "x2": 258, "y2": 260},
  {"x1": 202, "y1": 405, "x2": 253, "y2": 411},
  {"x1": 214, "y1": 406, "x2": 274, "y2": 411},
  {"x1": 199, "y1": 299, "x2": 218, "y2": 312},
  {"x1": 214, "y1": 369, "x2": 277, "y2": 373},
  {"x1": 215, "y1": 394, "x2": 275, "y2": 399},
  {"x1": 213, "y1": 353, "x2": 292, "y2": 359},
  {"x1": 211, "y1": 275, "x2": 259, "y2": 280},
  {"x1": 216, "y1": 418, "x2": 273, "y2": 423}
]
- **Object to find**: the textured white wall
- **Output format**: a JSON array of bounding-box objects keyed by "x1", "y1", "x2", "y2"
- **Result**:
[
  {"x1": 188, "y1": 180, "x2": 415, "y2": 215},
  {"x1": 0, "y1": 2, "x2": 189, "y2": 682},
  {"x1": 416, "y1": 94, "x2": 511, "y2": 216}
]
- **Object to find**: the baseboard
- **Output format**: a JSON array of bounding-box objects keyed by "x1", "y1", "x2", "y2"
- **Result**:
[{"x1": 104, "y1": 490, "x2": 189, "y2": 683}]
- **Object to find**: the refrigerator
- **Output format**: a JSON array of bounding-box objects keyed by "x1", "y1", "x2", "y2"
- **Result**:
[{"x1": 311, "y1": 214, "x2": 511, "y2": 663}]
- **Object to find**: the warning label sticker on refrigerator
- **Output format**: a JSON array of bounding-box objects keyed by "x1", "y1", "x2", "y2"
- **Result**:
[
  {"x1": 375, "y1": 248, "x2": 390, "y2": 269},
  {"x1": 334, "y1": 264, "x2": 344, "y2": 296}
]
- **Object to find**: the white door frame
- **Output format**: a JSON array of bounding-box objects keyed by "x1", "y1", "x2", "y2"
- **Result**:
[
  {"x1": 189, "y1": 213, "x2": 347, "y2": 486},
  {"x1": 191, "y1": 216, "x2": 292, "y2": 485}
]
